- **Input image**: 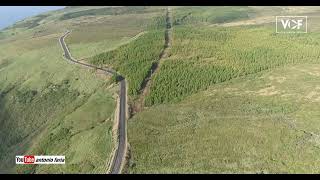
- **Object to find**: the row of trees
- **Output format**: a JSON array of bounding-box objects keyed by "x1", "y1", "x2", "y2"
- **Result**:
[{"x1": 60, "y1": 6, "x2": 150, "y2": 20}]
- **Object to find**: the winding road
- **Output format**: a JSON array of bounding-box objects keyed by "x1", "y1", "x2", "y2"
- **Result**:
[{"x1": 59, "y1": 31, "x2": 127, "y2": 174}]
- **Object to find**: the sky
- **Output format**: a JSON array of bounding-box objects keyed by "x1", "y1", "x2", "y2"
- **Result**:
[{"x1": 0, "y1": 6, "x2": 65, "y2": 30}]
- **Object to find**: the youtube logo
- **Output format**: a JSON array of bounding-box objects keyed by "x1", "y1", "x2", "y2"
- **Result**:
[{"x1": 23, "y1": 156, "x2": 35, "y2": 164}]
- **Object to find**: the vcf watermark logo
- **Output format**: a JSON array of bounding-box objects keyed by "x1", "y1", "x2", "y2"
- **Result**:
[{"x1": 276, "y1": 16, "x2": 307, "y2": 33}]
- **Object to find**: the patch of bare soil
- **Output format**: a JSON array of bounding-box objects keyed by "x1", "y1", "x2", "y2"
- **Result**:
[
  {"x1": 268, "y1": 75, "x2": 286, "y2": 83},
  {"x1": 95, "y1": 69, "x2": 111, "y2": 80},
  {"x1": 257, "y1": 86, "x2": 280, "y2": 96},
  {"x1": 305, "y1": 86, "x2": 320, "y2": 102},
  {"x1": 296, "y1": 68, "x2": 320, "y2": 77}
]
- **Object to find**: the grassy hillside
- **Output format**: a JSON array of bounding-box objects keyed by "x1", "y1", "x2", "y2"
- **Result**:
[
  {"x1": 2, "y1": 6, "x2": 320, "y2": 174},
  {"x1": 127, "y1": 6, "x2": 320, "y2": 173},
  {"x1": 0, "y1": 6, "x2": 141, "y2": 173},
  {"x1": 0, "y1": 33, "x2": 117, "y2": 173},
  {"x1": 128, "y1": 63, "x2": 320, "y2": 173},
  {"x1": 0, "y1": 6, "x2": 171, "y2": 173},
  {"x1": 59, "y1": 6, "x2": 162, "y2": 21},
  {"x1": 172, "y1": 6, "x2": 254, "y2": 25}
]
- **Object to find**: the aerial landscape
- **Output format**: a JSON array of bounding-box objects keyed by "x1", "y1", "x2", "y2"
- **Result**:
[{"x1": 0, "y1": 6, "x2": 320, "y2": 174}]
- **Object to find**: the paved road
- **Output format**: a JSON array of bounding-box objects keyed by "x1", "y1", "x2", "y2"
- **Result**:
[{"x1": 59, "y1": 31, "x2": 127, "y2": 174}]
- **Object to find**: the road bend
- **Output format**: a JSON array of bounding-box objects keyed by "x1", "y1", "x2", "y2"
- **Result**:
[{"x1": 59, "y1": 31, "x2": 127, "y2": 174}]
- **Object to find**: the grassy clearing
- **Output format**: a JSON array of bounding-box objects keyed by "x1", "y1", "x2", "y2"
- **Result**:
[
  {"x1": 128, "y1": 63, "x2": 320, "y2": 173},
  {"x1": 65, "y1": 13, "x2": 157, "y2": 44},
  {"x1": 65, "y1": 16, "x2": 152, "y2": 59},
  {"x1": 63, "y1": 7, "x2": 165, "y2": 60},
  {"x1": 145, "y1": 24, "x2": 320, "y2": 105},
  {"x1": 9, "y1": 14, "x2": 50, "y2": 29},
  {"x1": 172, "y1": 6, "x2": 253, "y2": 25},
  {"x1": 15, "y1": 88, "x2": 117, "y2": 174},
  {"x1": 59, "y1": 6, "x2": 159, "y2": 21}
]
